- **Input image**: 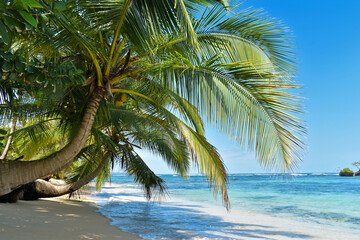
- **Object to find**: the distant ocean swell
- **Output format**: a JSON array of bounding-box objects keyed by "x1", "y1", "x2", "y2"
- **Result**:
[{"x1": 91, "y1": 173, "x2": 360, "y2": 239}]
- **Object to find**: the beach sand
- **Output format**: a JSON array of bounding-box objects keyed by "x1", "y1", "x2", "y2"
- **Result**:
[
  {"x1": 171, "y1": 198, "x2": 360, "y2": 240},
  {"x1": 1, "y1": 196, "x2": 359, "y2": 240},
  {"x1": 0, "y1": 199, "x2": 142, "y2": 240}
]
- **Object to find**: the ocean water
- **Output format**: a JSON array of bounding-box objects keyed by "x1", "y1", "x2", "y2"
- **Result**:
[{"x1": 91, "y1": 173, "x2": 360, "y2": 239}]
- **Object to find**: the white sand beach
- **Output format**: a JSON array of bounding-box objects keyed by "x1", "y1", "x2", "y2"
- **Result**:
[
  {"x1": 1, "y1": 196, "x2": 360, "y2": 240},
  {"x1": 0, "y1": 199, "x2": 142, "y2": 240},
  {"x1": 188, "y1": 201, "x2": 360, "y2": 240}
]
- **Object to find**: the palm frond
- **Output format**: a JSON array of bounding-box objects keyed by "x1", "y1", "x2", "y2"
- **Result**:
[
  {"x1": 121, "y1": 149, "x2": 167, "y2": 200},
  {"x1": 145, "y1": 50, "x2": 304, "y2": 172}
]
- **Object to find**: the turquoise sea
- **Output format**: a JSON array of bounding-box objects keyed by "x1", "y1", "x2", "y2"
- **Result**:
[{"x1": 91, "y1": 173, "x2": 360, "y2": 239}]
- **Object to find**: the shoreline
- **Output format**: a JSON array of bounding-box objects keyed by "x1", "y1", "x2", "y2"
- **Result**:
[
  {"x1": 1, "y1": 189, "x2": 360, "y2": 239},
  {"x1": 88, "y1": 181, "x2": 360, "y2": 240},
  {"x1": 181, "y1": 199, "x2": 360, "y2": 240},
  {"x1": 0, "y1": 198, "x2": 142, "y2": 240}
]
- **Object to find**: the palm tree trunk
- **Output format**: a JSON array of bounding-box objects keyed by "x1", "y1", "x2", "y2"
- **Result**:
[
  {"x1": 33, "y1": 155, "x2": 108, "y2": 198},
  {"x1": 0, "y1": 154, "x2": 108, "y2": 202},
  {"x1": 0, "y1": 114, "x2": 17, "y2": 160},
  {"x1": 0, "y1": 87, "x2": 106, "y2": 196}
]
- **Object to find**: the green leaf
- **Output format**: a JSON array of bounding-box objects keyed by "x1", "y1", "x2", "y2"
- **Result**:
[
  {"x1": 3, "y1": 17, "x2": 17, "y2": 30},
  {"x1": 24, "y1": 0, "x2": 43, "y2": 9},
  {"x1": 4, "y1": 15, "x2": 26, "y2": 31},
  {"x1": 15, "y1": 61, "x2": 26, "y2": 72},
  {"x1": 40, "y1": 14, "x2": 49, "y2": 22},
  {"x1": 0, "y1": 51, "x2": 13, "y2": 61},
  {"x1": 0, "y1": 21, "x2": 9, "y2": 45},
  {"x1": 54, "y1": 2, "x2": 66, "y2": 12},
  {"x1": 75, "y1": 69, "x2": 83, "y2": 74},
  {"x1": 2, "y1": 61, "x2": 12, "y2": 72},
  {"x1": 12, "y1": 0, "x2": 26, "y2": 10},
  {"x1": 19, "y1": 10, "x2": 37, "y2": 27},
  {"x1": 27, "y1": 65, "x2": 36, "y2": 73},
  {"x1": 18, "y1": 56, "x2": 26, "y2": 63},
  {"x1": 35, "y1": 73, "x2": 44, "y2": 82},
  {"x1": 9, "y1": 72, "x2": 17, "y2": 80},
  {"x1": 0, "y1": 129, "x2": 7, "y2": 135}
]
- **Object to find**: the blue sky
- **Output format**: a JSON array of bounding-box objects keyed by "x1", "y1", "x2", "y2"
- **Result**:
[{"x1": 135, "y1": 0, "x2": 360, "y2": 174}]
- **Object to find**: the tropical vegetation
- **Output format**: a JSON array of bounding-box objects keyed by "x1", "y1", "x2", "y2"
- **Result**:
[
  {"x1": 340, "y1": 168, "x2": 353, "y2": 173},
  {"x1": 339, "y1": 168, "x2": 354, "y2": 177},
  {"x1": 352, "y1": 161, "x2": 360, "y2": 171},
  {"x1": 0, "y1": 0, "x2": 305, "y2": 208}
]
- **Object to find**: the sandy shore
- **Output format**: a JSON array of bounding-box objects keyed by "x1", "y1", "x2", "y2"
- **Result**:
[
  {"x1": 197, "y1": 204, "x2": 360, "y2": 240},
  {"x1": 0, "y1": 199, "x2": 142, "y2": 240},
  {"x1": 1, "y1": 196, "x2": 360, "y2": 240}
]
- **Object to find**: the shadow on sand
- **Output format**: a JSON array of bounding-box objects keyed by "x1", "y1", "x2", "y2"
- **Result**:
[{"x1": 97, "y1": 200, "x2": 313, "y2": 239}]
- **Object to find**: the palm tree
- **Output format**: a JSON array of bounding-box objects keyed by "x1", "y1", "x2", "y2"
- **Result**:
[
  {"x1": 0, "y1": 84, "x2": 217, "y2": 204},
  {"x1": 0, "y1": 0, "x2": 305, "y2": 207}
]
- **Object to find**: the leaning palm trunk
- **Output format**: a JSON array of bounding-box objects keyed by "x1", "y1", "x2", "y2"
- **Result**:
[
  {"x1": 0, "y1": 88, "x2": 106, "y2": 196},
  {"x1": 35, "y1": 154, "x2": 107, "y2": 198},
  {"x1": 0, "y1": 114, "x2": 17, "y2": 160},
  {"x1": 0, "y1": 153, "x2": 108, "y2": 202}
]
